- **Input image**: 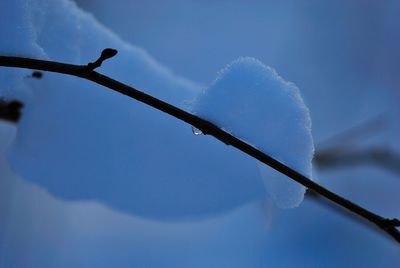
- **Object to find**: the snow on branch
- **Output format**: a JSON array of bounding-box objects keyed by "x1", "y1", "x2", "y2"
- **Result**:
[{"x1": 0, "y1": 49, "x2": 399, "y2": 243}]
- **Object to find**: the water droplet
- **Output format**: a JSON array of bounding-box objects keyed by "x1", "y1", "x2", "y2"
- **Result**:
[{"x1": 191, "y1": 126, "x2": 203, "y2": 135}]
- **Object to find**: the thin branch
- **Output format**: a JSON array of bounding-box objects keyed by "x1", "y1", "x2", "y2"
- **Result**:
[
  {"x1": 306, "y1": 189, "x2": 396, "y2": 241},
  {"x1": 309, "y1": 145, "x2": 400, "y2": 238},
  {"x1": 0, "y1": 50, "x2": 399, "y2": 243}
]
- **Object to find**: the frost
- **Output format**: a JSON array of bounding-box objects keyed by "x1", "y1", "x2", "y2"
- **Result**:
[{"x1": 194, "y1": 57, "x2": 314, "y2": 208}]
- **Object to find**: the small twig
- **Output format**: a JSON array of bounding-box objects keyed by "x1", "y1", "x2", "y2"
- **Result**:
[
  {"x1": 86, "y1": 48, "x2": 118, "y2": 70},
  {"x1": 382, "y1": 218, "x2": 400, "y2": 228},
  {"x1": 0, "y1": 50, "x2": 399, "y2": 243}
]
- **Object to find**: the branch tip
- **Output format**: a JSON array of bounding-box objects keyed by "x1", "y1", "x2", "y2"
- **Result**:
[
  {"x1": 86, "y1": 48, "x2": 118, "y2": 70},
  {"x1": 380, "y1": 218, "x2": 400, "y2": 230},
  {"x1": 390, "y1": 219, "x2": 400, "y2": 227},
  {"x1": 101, "y1": 48, "x2": 118, "y2": 60}
]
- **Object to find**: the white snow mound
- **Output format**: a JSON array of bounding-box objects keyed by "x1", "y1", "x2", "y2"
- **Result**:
[
  {"x1": 194, "y1": 57, "x2": 314, "y2": 208},
  {"x1": 0, "y1": 0, "x2": 268, "y2": 219}
]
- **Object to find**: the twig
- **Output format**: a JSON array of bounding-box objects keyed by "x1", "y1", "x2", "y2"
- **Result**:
[
  {"x1": 0, "y1": 49, "x2": 399, "y2": 243},
  {"x1": 306, "y1": 189, "x2": 394, "y2": 241},
  {"x1": 86, "y1": 48, "x2": 118, "y2": 70}
]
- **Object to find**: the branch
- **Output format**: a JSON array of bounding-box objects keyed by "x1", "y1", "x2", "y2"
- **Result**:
[
  {"x1": 0, "y1": 49, "x2": 399, "y2": 243},
  {"x1": 306, "y1": 189, "x2": 400, "y2": 242}
]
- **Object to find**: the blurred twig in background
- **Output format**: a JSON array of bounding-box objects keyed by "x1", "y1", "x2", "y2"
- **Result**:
[
  {"x1": 0, "y1": 99, "x2": 23, "y2": 123},
  {"x1": 314, "y1": 115, "x2": 400, "y2": 175},
  {"x1": 316, "y1": 115, "x2": 387, "y2": 149},
  {"x1": 315, "y1": 147, "x2": 400, "y2": 175}
]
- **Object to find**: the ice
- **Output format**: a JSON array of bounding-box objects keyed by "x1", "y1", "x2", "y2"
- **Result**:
[
  {"x1": 191, "y1": 126, "x2": 203, "y2": 135},
  {"x1": 194, "y1": 57, "x2": 314, "y2": 208}
]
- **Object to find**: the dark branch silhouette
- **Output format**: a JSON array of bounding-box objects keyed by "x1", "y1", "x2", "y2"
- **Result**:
[
  {"x1": 0, "y1": 49, "x2": 399, "y2": 243},
  {"x1": 86, "y1": 48, "x2": 118, "y2": 70},
  {"x1": 0, "y1": 99, "x2": 23, "y2": 123},
  {"x1": 32, "y1": 71, "x2": 43, "y2": 79},
  {"x1": 306, "y1": 189, "x2": 400, "y2": 242}
]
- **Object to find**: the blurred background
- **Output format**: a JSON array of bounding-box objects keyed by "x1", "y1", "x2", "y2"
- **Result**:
[
  {"x1": 76, "y1": 0, "x2": 400, "y2": 156},
  {"x1": 1, "y1": 0, "x2": 400, "y2": 267}
]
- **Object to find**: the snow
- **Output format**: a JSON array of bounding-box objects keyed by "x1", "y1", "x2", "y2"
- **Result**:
[
  {"x1": 1, "y1": 123, "x2": 399, "y2": 267},
  {"x1": 1, "y1": 0, "x2": 400, "y2": 267},
  {"x1": 194, "y1": 57, "x2": 314, "y2": 208},
  {"x1": 0, "y1": 0, "x2": 269, "y2": 219}
]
